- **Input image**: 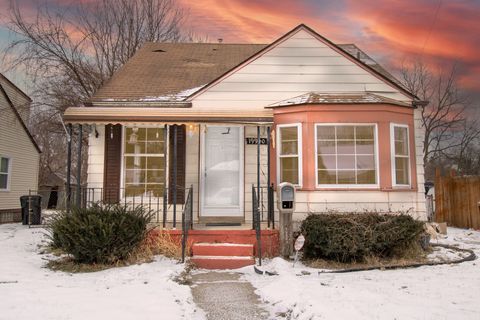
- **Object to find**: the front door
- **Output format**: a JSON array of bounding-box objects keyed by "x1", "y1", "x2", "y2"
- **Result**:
[{"x1": 200, "y1": 125, "x2": 244, "y2": 218}]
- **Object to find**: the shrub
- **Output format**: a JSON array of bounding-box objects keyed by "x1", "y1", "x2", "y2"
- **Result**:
[
  {"x1": 300, "y1": 213, "x2": 425, "y2": 262},
  {"x1": 49, "y1": 204, "x2": 152, "y2": 264}
]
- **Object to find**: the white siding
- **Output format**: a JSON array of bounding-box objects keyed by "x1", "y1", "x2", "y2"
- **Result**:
[
  {"x1": 0, "y1": 90, "x2": 39, "y2": 210},
  {"x1": 191, "y1": 29, "x2": 411, "y2": 111},
  {"x1": 413, "y1": 108, "x2": 427, "y2": 220}
]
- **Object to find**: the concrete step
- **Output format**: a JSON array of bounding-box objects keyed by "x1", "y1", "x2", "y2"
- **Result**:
[
  {"x1": 192, "y1": 242, "x2": 254, "y2": 257},
  {"x1": 190, "y1": 255, "x2": 255, "y2": 270}
]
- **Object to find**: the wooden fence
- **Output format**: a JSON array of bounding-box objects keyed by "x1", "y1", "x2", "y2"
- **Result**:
[{"x1": 435, "y1": 169, "x2": 480, "y2": 229}]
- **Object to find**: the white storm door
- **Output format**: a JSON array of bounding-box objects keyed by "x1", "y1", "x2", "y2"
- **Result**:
[{"x1": 200, "y1": 125, "x2": 244, "y2": 217}]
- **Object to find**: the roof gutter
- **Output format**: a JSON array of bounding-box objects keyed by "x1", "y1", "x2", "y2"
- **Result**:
[
  {"x1": 87, "y1": 100, "x2": 192, "y2": 108},
  {"x1": 412, "y1": 100, "x2": 429, "y2": 108}
]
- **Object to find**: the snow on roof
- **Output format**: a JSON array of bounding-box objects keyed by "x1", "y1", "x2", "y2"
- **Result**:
[
  {"x1": 267, "y1": 92, "x2": 411, "y2": 108},
  {"x1": 99, "y1": 84, "x2": 206, "y2": 103}
]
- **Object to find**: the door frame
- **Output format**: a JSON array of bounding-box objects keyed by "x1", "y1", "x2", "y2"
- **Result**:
[{"x1": 199, "y1": 124, "x2": 244, "y2": 219}]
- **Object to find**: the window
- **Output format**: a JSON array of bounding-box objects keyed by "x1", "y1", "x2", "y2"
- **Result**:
[
  {"x1": 277, "y1": 124, "x2": 302, "y2": 186},
  {"x1": 0, "y1": 156, "x2": 10, "y2": 190},
  {"x1": 391, "y1": 124, "x2": 410, "y2": 186},
  {"x1": 124, "y1": 127, "x2": 166, "y2": 197},
  {"x1": 315, "y1": 124, "x2": 378, "y2": 186}
]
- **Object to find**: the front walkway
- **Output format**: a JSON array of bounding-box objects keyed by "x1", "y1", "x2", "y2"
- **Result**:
[{"x1": 190, "y1": 272, "x2": 268, "y2": 320}]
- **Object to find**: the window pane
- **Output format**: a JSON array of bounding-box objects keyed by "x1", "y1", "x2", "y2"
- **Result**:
[
  {"x1": 280, "y1": 127, "x2": 298, "y2": 155},
  {"x1": 394, "y1": 127, "x2": 408, "y2": 156},
  {"x1": 146, "y1": 157, "x2": 165, "y2": 170},
  {"x1": 317, "y1": 140, "x2": 335, "y2": 154},
  {"x1": 356, "y1": 126, "x2": 374, "y2": 140},
  {"x1": 318, "y1": 170, "x2": 336, "y2": 184},
  {"x1": 146, "y1": 170, "x2": 164, "y2": 183},
  {"x1": 125, "y1": 156, "x2": 146, "y2": 169},
  {"x1": 125, "y1": 142, "x2": 146, "y2": 154},
  {"x1": 0, "y1": 174, "x2": 7, "y2": 189},
  {"x1": 146, "y1": 128, "x2": 164, "y2": 141},
  {"x1": 146, "y1": 141, "x2": 164, "y2": 154},
  {"x1": 356, "y1": 140, "x2": 374, "y2": 154},
  {"x1": 125, "y1": 128, "x2": 146, "y2": 145},
  {"x1": 337, "y1": 140, "x2": 355, "y2": 154},
  {"x1": 125, "y1": 185, "x2": 144, "y2": 197},
  {"x1": 336, "y1": 126, "x2": 354, "y2": 140},
  {"x1": 317, "y1": 126, "x2": 335, "y2": 140},
  {"x1": 317, "y1": 155, "x2": 336, "y2": 170},
  {"x1": 146, "y1": 184, "x2": 164, "y2": 197},
  {"x1": 0, "y1": 158, "x2": 8, "y2": 173},
  {"x1": 395, "y1": 157, "x2": 409, "y2": 184},
  {"x1": 280, "y1": 157, "x2": 298, "y2": 184},
  {"x1": 356, "y1": 155, "x2": 375, "y2": 170},
  {"x1": 337, "y1": 155, "x2": 355, "y2": 169},
  {"x1": 357, "y1": 170, "x2": 376, "y2": 184},
  {"x1": 338, "y1": 170, "x2": 356, "y2": 184},
  {"x1": 125, "y1": 169, "x2": 145, "y2": 184}
]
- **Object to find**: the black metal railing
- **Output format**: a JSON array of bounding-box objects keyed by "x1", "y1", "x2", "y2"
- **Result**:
[
  {"x1": 181, "y1": 185, "x2": 193, "y2": 263},
  {"x1": 71, "y1": 186, "x2": 190, "y2": 228},
  {"x1": 253, "y1": 184, "x2": 275, "y2": 229},
  {"x1": 252, "y1": 184, "x2": 262, "y2": 266}
]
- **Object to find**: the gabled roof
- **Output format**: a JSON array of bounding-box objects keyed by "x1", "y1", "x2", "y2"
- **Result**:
[
  {"x1": 89, "y1": 24, "x2": 413, "y2": 105},
  {"x1": 267, "y1": 92, "x2": 411, "y2": 108},
  {"x1": 189, "y1": 24, "x2": 416, "y2": 101},
  {"x1": 90, "y1": 43, "x2": 266, "y2": 103},
  {"x1": 0, "y1": 74, "x2": 41, "y2": 153}
]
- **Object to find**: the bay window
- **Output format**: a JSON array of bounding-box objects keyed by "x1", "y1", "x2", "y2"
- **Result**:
[
  {"x1": 277, "y1": 124, "x2": 302, "y2": 186},
  {"x1": 124, "y1": 127, "x2": 165, "y2": 197},
  {"x1": 315, "y1": 124, "x2": 378, "y2": 186},
  {"x1": 391, "y1": 124, "x2": 410, "y2": 186}
]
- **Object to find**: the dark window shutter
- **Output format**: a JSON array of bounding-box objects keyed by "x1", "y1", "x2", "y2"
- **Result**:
[
  {"x1": 103, "y1": 124, "x2": 122, "y2": 203},
  {"x1": 168, "y1": 124, "x2": 186, "y2": 204}
]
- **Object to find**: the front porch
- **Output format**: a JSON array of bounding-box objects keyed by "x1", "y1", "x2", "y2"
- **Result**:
[{"x1": 63, "y1": 118, "x2": 280, "y2": 265}]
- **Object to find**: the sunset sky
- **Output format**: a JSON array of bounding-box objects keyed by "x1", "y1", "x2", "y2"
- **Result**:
[{"x1": 1, "y1": 0, "x2": 479, "y2": 101}]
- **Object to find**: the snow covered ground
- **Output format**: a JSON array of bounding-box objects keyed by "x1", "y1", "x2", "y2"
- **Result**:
[
  {"x1": 242, "y1": 228, "x2": 480, "y2": 320},
  {"x1": 1, "y1": 223, "x2": 479, "y2": 320},
  {"x1": 0, "y1": 224, "x2": 204, "y2": 320}
]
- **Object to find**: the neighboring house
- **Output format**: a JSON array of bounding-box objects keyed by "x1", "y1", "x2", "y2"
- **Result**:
[
  {"x1": 64, "y1": 24, "x2": 426, "y2": 234},
  {"x1": 0, "y1": 73, "x2": 41, "y2": 223}
]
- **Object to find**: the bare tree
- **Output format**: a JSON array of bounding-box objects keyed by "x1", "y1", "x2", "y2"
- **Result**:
[
  {"x1": 1, "y1": 0, "x2": 190, "y2": 185},
  {"x1": 401, "y1": 61, "x2": 471, "y2": 162}
]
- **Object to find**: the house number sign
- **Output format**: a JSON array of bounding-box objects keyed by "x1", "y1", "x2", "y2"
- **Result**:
[{"x1": 245, "y1": 137, "x2": 267, "y2": 145}]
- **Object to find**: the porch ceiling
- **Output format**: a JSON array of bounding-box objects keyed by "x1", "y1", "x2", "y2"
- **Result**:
[{"x1": 63, "y1": 107, "x2": 273, "y2": 124}]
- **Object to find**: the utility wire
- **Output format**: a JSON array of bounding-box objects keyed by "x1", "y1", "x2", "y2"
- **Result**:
[{"x1": 421, "y1": 0, "x2": 443, "y2": 57}]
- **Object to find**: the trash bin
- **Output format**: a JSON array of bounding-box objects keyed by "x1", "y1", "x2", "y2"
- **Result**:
[{"x1": 19, "y1": 195, "x2": 42, "y2": 225}]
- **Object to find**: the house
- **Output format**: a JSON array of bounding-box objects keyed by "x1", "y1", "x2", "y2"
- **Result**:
[
  {"x1": 64, "y1": 24, "x2": 426, "y2": 266},
  {"x1": 0, "y1": 73, "x2": 41, "y2": 223}
]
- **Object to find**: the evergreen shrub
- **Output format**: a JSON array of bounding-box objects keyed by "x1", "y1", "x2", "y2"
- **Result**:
[{"x1": 49, "y1": 204, "x2": 151, "y2": 264}]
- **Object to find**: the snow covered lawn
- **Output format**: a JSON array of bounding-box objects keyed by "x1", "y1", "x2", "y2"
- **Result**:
[
  {"x1": 0, "y1": 224, "x2": 203, "y2": 320},
  {"x1": 243, "y1": 228, "x2": 480, "y2": 320}
]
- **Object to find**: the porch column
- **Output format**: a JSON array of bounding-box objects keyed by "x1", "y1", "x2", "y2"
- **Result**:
[
  {"x1": 76, "y1": 124, "x2": 83, "y2": 207},
  {"x1": 66, "y1": 124, "x2": 72, "y2": 213},
  {"x1": 172, "y1": 124, "x2": 178, "y2": 228},
  {"x1": 163, "y1": 124, "x2": 168, "y2": 228},
  {"x1": 267, "y1": 126, "x2": 272, "y2": 228},
  {"x1": 257, "y1": 126, "x2": 261, "y2": 210}
]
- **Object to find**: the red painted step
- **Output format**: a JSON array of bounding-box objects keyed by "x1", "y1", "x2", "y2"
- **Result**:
[
  {"x1": 192, "y1": 243, "x2": 254, "y2": 257},
  {"x1": 190, "y1": 256, "x2": 255, "y2": 270},
  {"x1": 190, "y1": 242, "x2": 255, "y2": 269}
]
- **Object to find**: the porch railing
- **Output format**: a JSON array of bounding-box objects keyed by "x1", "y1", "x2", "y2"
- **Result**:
[
  {"x1": 253, "y1": 184, "x2": 275, "y2": 229},
  {"x1": 181, "y1": 185, "x2": 193, "y2": 263},
  {"x1": 72, "y1": 186, "x2": 191, "y2": 228}
]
